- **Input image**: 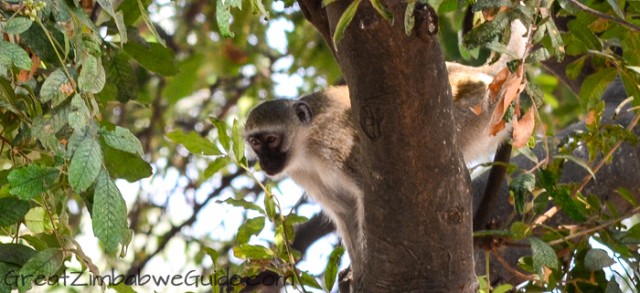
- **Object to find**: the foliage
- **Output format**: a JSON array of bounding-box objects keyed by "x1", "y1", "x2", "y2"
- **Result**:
[{"x1": 0, "y1": 0, "x2": 638, "y2": 292}]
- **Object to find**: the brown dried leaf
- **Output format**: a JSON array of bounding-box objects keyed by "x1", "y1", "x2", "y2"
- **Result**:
[
  {"x1": 489, "y1": 120, "x2": 506, "y2": 136},
  {"x1": 512, "y1": 106, "x2": 535, "y2": 148},
  {"x1": 482, "y1": 6, "x2": 508, "y2": 21},
  {"x1": 501, "y1": 65, "x2": 525, "y2": 111},
  {"x1": 17, "y1": 55, "x2": 40, "y2": 82},
  {"x1": 585, "y1": 110, "x2": 597, "y2": 126},
  {"x1": 488, "y1": 64, "x2": 526, "y2": 133},
  {"x1": 60, "y1": 83, "x2": 75, "y2": 95},
  {"x1": 488, "y1": 67, "x2": 510, "y2": 101}
]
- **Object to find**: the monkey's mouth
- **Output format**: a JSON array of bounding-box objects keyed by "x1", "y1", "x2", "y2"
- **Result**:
[{"x1": 259, "y1": 153, "x2": 288, "y2": 176}]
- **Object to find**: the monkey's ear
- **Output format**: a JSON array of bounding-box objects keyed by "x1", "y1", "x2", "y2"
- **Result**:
[{"x1": 293, "y1": 102, "x2": 313, "y2": 124}]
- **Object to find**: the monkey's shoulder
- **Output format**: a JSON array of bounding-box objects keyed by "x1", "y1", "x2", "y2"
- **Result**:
[{"x1": 300, "y1": 86, "x2": 350, "y2": 110}]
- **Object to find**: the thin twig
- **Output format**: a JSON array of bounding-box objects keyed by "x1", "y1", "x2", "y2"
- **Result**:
[
  {"x1": 566, "y1": 0, "x2": 640, "y2": 32},
  {"x1": 548, "y1": 205, "x2": 640, "y2": 246},
  {"x1": 492, "y1": 248, "x2": 535, "y2": 281}
]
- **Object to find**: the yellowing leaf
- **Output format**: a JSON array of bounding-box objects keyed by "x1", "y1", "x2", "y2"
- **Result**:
[{"x1": 512, "y1": 106, "x2": 535, "y2": 148}]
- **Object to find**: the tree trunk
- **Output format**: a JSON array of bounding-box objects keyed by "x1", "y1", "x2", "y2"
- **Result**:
[{"x1": 297, "y1": 1, "x2": 477, "y2": 292}]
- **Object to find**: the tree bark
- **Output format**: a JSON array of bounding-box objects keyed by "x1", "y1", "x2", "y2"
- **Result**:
[{"x1": 297, "y1": 1, "x2": 477, "y2": 292}]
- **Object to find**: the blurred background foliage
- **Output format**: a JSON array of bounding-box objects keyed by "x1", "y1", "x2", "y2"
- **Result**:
[{"x1": 0, "y1": 0, "x2": 639, "y2": 292}]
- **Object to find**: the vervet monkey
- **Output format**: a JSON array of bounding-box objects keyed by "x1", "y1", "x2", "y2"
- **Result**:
[{"x1": 244, "y1": 19, "x2": 528, "y2": 275}]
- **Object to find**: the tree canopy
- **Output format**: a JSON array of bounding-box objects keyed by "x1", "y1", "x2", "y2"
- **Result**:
[{"x1": 0, "y1": 0, "x2": 639, "y2": 292}]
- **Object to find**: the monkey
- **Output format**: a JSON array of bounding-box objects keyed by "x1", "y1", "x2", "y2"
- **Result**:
[{"x1": 244, "y1": 19, "x2": 528, "y2": 281}]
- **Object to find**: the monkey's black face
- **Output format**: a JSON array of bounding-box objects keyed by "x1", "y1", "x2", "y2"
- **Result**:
[{"x1": 247, "y1": 132, "x2": 289, "y2": 176}]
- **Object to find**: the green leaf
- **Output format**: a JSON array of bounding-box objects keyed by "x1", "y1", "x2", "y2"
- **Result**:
[
  {"x1": 606, "y1": 0, "x2": 625, "y2": 19},
  {"x1": 578, "y1": 68, "x2": 617, "y2": 110},
  {"x1": 68, "y1": 95, "x2": 90, "y2": 131},
  {"x1": 232, "y1": 244, "x2": 274, "y2": 260},
  {"x1": 584, "y1": 249, "x2": 614, "y2": 271},
  {"x1": 78, "y1": 55, "x2": 106, "y2": 94},
  {"x1": 620, "y1": 69, "x2": 640, "y2": 107},
  {"x1": 471, "y1": 0, "x2": 511, "y2": 12},
  {"x1": 566, "y1": 56, "x2": 587, "y2": 80},
  {"x1": 264, "y1": 192, "x2": 276, "y2": 220},
  {"x1": 544, "y1": 20, "x2": 565, "y2": 62},
  {"x1": 8, "y1": 165, "x2": 59, "y2": 200},
  {"x1": 493, "y1": 284, "x2": 514, "y2": 293},
  {"x1": 237, "y1": 216, "x2": 265, "y2": 244},
  {"x1": 404, "y1": 0, "x2": 416, "y2": 36},
  {"x1": 136, "y1": 0, "x2": 164, "y2": 46},
  {"x1": 4, "y1": 17, "x2": 33, "y2": 34},
  {"x1": 438, "y1": 0, "x2": 458, "y2": 13},
  {"x1": 464, "y1": 12, "x2": 509, "y2": 49},
  {"x1": 300, "y1": 271, "x2": 323, "y2": 289},
  {"x1": 250, "y1": 0, "x2": 269, "y2": 19},
  {"x1": 24, "y1": 207, "x2": 48, "y2": 233},
  {"x1": 324, "y1": 246, "x2": 345, "y2": 292},
  {"x1": 66, "y1": 126, "x2": 90, "y2": 159},
  {"x1": 0, "y1": 243, "x2": 36, "y2": 266},
  {"x1": 370, "y1": 0, "x2": 393, "y2": 22},
  {"x1": 215, "y1": 0, "x2": 242, "y2": 38},
  {"x1": 231, "y1": 119, "x2": 245, "y2": 162},
  {"x1": 167, "y1": 130, "x2": 221, "y2": 156},
  {"x1": 103, "y1": 52, "x2": 139, "y2": 103},
  {"x1": 615, "y1": 188, "x2": 637, "y2": 207},
  {"x1": 622, "y1": 224, "x2": 640, "y2": 243},
  {"x1": 567, "y1": 20, "x2": 602, "y2": 51},
  {"x1": 162, "y1": 54, "x2": 203, "y2": 104},
  {"x1": 123, "y1": 41, "x2": 178, "y2": 76},
  {"x1": 285, "y1": 214, "x2": 308, "y2": 225},
  {"x1": 102, "y1": 144, "x2": 152, "y2": 182},
  {"x1": 0, "y1": 262, "x2": 19, "y2": 292},
  {"x1": 509, "y1": 221, "x2": 531, "y2": 240},
  {"x1": 552, "y1": 188, "x2": 587, "y2": 222},
  {"x1": 529, "y1": 237, "x2": 558, "y2": 278},
  {"x1": 18, "y1": 248, "x2": 64, "y2": 292},
  {"x1": 554, "y1": 154, "x2": 595, "y2": 180},
  {"x1": 109, "y1": 283, "x2": 138, "y2": 293},
  {"x1": 0, "y1": 41, "x2": 32, "y2": 70},
  {"x1": 92, "y1": 169, "x2": 129, "y2": 253},
  {"x1": 627, "y1": 66, "x2": 640, "y2": 75},
  {"x1": 220, "y1": 198, "x2": 265, "y2": 214},
  {"x1": 203, "y1": 156, "x2": 231, "y2": 180},
  {"x1": 509, "y1": 173, "x2": 535, "y2": 214},
  {"x1": 68, "y1": 137, "x2": 103, "y2": 192},
  {"x1": 333, "y1": 0, "x2": 361, "y2": 49},
  {"x1": 203, "y1": 247, "x2": 219, "y2": 263},
  {"x1": 119, "y1": 0, "x2": 152, "y2": 25},
  {"x1": 97, "y1": 0, "x2": 127, "y2": 43},
  {"x1": 210, "y1": 117, "x2": 231, "y2": 152},
  {"x1": 39, "y1": 69, "x2": 71, "y2": 104},
  {"x1": 0, "y1": 197, "x2": 30, "y2": 226},
  {"x1": 21, "y1": 23, "x2": 61, "y2": 65},
  {"x1": 100, "y1": 126, "x2": 144, "y2": 156},
  {"x1": 97, "y1": 0, "x2": 117, "y2": 18}
]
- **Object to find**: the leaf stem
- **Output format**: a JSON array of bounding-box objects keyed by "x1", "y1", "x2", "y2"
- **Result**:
[{"x1": 34, "y1": 18, "x2": 75, "y2": 91}]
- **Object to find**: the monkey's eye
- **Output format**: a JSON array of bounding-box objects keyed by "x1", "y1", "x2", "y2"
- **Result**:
[
  {"x1": 265, "y1": 134, "x2": 281, "y2": 148},
  {"x1": 248, "y1": 137, "x2": 261, "y2": 148}
]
